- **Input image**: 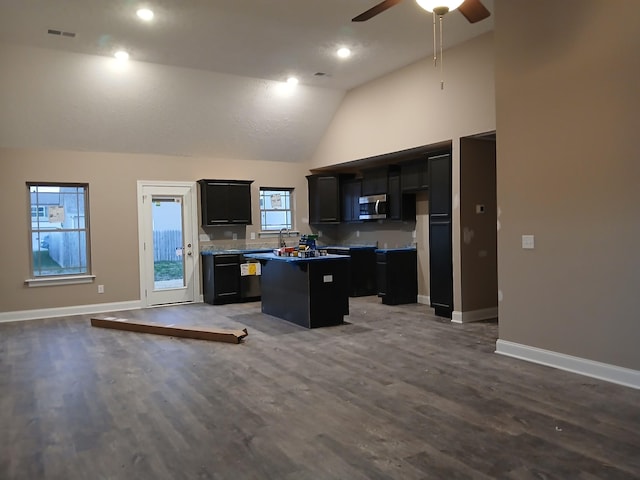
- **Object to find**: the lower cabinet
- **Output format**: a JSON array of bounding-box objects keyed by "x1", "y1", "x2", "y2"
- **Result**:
[
  {"x1": 203, "y1": 254, "x2": 240, "y2": 304},
  {"x1": 325, "y1": 247, "x2": 377, "y2": 296},
  {"x1": 376, "y1": 249, "x2": 417, "y2": 305},
  {"x1": 202, "y1": 253, "x2": 261, "y2": 305}
]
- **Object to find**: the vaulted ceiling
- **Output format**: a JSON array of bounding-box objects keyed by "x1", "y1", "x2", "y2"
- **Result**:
[{"x1": 0, "y1": 1, "x2": 494, "y2": 162}]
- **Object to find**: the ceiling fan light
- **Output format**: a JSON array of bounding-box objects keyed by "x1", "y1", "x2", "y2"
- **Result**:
[
  {"x1": 114, "y1": 50, "x2": 129, "y2": 61},
  {"x1": 136, "y1": 8, "x2": 154, "y2": 21},
  {"x1": 337, "y1": 47, "x2": 351, "y2": 59},
  {"x1": 415, "y1": 0, "x2": 465, "y2": 14}
]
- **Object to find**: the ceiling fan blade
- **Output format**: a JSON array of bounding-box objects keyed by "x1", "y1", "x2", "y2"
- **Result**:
[
  {"x1": 457, "y1": 0, "x2": 491, "y2": 23},
  {"x1": 352, "y1": 0, "x2": 403, "y2": 22}
]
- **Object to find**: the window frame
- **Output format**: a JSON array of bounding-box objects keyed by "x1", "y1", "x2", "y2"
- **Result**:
[
  {"x1": 259, "y1": 187, "x2": 294, "y2": 232},
  {"x1": 25, "y1": 182, "x2": 94, "y2": 287}
]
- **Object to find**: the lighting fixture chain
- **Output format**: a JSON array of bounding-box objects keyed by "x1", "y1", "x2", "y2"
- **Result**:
[
  {"x1": 432, "y1": 12, "x2": 437, "y2": 67},
  {"x1": 439, "y1": 14, "x2": 444, "y2": 90},
  {"x1": 431, "y1": 12, "x2": 446, "y2": 89}
]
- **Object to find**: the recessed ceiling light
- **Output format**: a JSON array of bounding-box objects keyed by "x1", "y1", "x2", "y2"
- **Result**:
[
  {"x1": 114, "y1": 50, "x2": 130, "y2": 61},
  {"x1": 286, "y1": 77, "x2": 299, "y2": 86},
  {"x1": 337, "y1": 47, "x2": 351, "y2": 59},
  {"x1": 136, "y1": 8, "x2": 154, "y2": 21}
]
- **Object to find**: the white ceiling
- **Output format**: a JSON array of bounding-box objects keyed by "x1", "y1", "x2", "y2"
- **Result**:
[{"x1": 0, "y1": 0, "x2": 493, "y2": 90}]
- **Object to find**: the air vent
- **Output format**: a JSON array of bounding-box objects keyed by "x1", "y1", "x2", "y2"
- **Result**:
[
  {"x1": 47, "y1": 29, "x2": 76, "y2": 38},
  {"x1": 314, "y1": 72, "x2": 331, "y2": 77}
]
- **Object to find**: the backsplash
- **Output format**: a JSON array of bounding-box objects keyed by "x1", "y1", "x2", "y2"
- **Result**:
[{"x1": 312, "y1": 221, "x2": 416, "y2": 250}]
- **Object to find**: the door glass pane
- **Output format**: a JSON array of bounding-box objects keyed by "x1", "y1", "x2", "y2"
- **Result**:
[{"x1": 152, "y1": 196, "x2": 185, "y2": 290}]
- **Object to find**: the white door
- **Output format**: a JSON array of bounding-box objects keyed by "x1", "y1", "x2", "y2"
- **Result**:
[{"x1": 138, "y1": 182, "x2": 199, "y2": 306}]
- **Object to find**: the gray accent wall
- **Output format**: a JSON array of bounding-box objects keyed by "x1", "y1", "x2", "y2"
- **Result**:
[{"x1": 495, "y1": 0, "x2": 640, "y2": 370}]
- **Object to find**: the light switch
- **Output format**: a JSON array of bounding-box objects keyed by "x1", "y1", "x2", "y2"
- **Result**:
[
  {"x1": 250, "y1": 232, "x2": 256, "y2": 240},
  {"x1": 522, "y1": 235, "x2": 535, "y2": 249}
]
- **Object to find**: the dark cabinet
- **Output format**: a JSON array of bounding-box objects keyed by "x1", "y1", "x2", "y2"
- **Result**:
[
  {"x1": 202, "y1": 253, "x2": 261, "y2": 305},
  {"x1": 203, "y1": 254, "x2": 241, "y2": 304},
  {"x1": 325, "y1": 246, "x2": 377, "y2": 296},
  {"x1": 428, "y1": 153, "x2": 453, "y2": 318},
  {"x1": 387, "y1": 171, "x2": 416, "y2": 221},
  {"x1": 401, "y1": 158, "x2": 429, "y2": 192},
  {"x1": 376, "y1": 249, "x2": 417, "y2": 305},
  {"x1": 341, "y1": 178, "x2": 362, "y2": 223},
  {"x1": 361, "y1": 167, "x2": 389, "y2": 196},
  {"x1": 307, "y1": 174, "x2": 341, "y2": 224},
  {"x1": 198, "y1": 180, "x2": 253, "y2": 226}
]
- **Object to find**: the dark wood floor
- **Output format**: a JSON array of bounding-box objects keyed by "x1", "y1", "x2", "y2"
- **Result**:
[{"x1": 1, "y1": 297, "x2": 639, "y2": 479}]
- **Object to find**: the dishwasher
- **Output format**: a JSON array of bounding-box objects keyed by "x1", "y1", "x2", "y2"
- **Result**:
[{"x1": 240, "y1": 255, "x2": 262, "y2": 300}]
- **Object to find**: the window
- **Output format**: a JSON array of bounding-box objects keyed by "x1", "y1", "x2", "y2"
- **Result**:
[
  {"x1": 28, "y1": 183, "x2": 91, "y2": 281},
  {"x1": 259, "y1": 188, "x2": 293, "y2": 231}
]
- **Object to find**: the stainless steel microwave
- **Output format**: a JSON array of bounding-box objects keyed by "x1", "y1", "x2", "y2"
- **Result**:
[{"x1": 359, "y1": 194, "x2": 388, "y2": 220}]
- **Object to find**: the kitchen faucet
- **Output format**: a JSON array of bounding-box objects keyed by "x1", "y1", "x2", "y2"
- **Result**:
[{"x1": 279, "y1": 228, "x2": 289, "y2": 247}]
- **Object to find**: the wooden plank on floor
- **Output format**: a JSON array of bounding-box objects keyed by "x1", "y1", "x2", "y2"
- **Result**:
[{"x1": 90, "y1": 317, "x2": 248, "y2": 344}]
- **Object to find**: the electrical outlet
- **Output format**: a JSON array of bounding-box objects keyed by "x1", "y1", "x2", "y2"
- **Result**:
[{"x1": 98, "y1": 284, "x2": 105, "y2": 294}]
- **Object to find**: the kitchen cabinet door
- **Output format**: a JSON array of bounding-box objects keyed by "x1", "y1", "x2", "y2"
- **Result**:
[
  {"x1": 428, "y1": 153, "x2": 453, "y2": 317},
  {"x1": 202, "y1": 254, "x2": 241, "y2": 304},
  {"x1": 376, "y1": 250, "x2": 417, "y2": 305},
  {"x1": 226, "y1": 183, "x2": 252, "y2": 223},
  {"x1": 361, "y1": 167, "x2": 388, "y2": 196},
  {"x1": 307, "y1": 174, "x2": 341, "y2": 224},
  {"x1": 387, "y1": 172, "x2": 416, "y2": 221},
  {"x1": 341, "y1": 178, "x2": 362, "y2": 223},
  {"x1": 401, "y1": 158, "x2": 429, "y2": 192}
]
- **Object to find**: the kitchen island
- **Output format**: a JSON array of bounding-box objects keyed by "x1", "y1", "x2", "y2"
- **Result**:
[{"x1": 243, "y1": 253, "x2": 349, "y2": 328}]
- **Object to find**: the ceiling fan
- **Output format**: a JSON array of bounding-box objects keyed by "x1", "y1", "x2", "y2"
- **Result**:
[
  {"x1": 352, "y1": 1, "x2": 491, "y2": 89},
  {"x1": 352, "y1": 0, "x2": 490, "y2": 24}
]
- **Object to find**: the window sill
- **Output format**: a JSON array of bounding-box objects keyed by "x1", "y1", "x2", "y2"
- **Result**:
[
  {"x1": 25, "y1": 275, "x2": 96, "y2": 287},
  {"x1": 259, "y1": 231, "x2": 299, "y2": 238}
]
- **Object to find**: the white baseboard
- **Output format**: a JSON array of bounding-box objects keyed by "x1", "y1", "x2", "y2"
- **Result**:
[
  {"x1": 496, "y1": 339, "x2": 640, "y2": 390},
  {"x1": 417, "y1": 295, "x2": 430, "y2": 305},
  {"x1": 0, "y1": 300, "x2": 143, "y2": 323},
  {"x1": 451, "y1": 306, "x2": 498, "y2": 324}
]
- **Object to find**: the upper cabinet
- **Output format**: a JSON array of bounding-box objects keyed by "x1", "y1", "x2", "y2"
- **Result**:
[
  {"x1": 401, "y1": 158, "x2": 429, "y2": 192},
  {"x1": 198, "y1": 179, "x2": 253, "y2": 226},
  {"x1": 307, "y1": 174, "x2": 341, "y2": 224},
  {"x1": 341, "y1": 177, "x2": 362, "y2": 223},
  {"x1": 387, "y1": 170, "x2": 416, "y2": 222},
  {"x1": 361, "y1": 166, "x2": 389, "y2": 196}
]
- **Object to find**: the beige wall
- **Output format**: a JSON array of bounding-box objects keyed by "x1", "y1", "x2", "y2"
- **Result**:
[
  {"x1": 310, "y1": 33, "x2": 496, "y2": 313},
  {"x1": 460, "y1": 137, "x2": 497, "y2": 312},
  {"x1": 0, "y1": 148, "x2": 311, "y2": 314},
  {"x1": 309, "y1": 33, "x2": 496, "y2": 169},
  {"x1": 495, "y1": 0, "x2": 640, "y2": 369}
]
